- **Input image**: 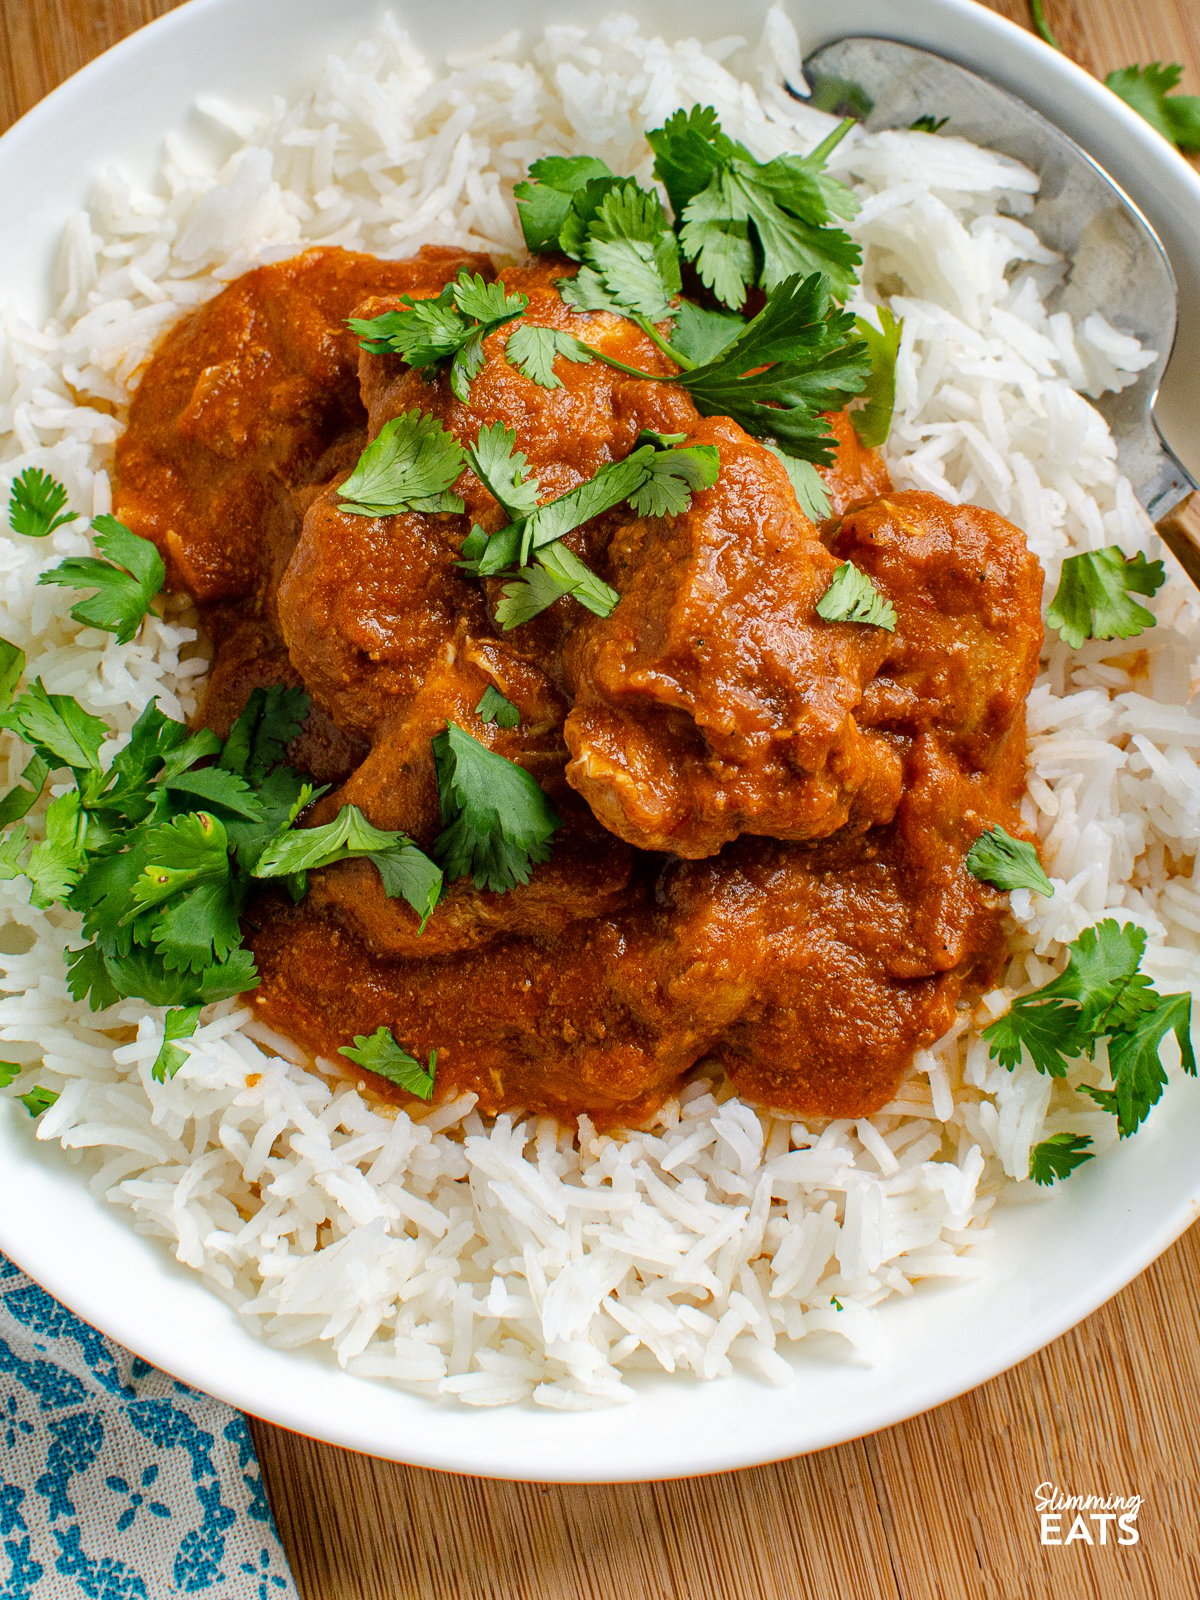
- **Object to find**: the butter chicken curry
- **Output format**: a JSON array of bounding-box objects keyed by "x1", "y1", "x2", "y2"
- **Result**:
[{"x1": 113, "y1": 244, "x2": 1043, "y2": 1126}]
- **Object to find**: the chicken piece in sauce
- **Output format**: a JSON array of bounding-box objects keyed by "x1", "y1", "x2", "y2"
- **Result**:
[{"x1": 113, "y1": 245, "x2": 1044, "y2": 1127}]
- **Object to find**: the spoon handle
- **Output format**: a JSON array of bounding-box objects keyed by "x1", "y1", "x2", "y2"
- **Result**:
[{"x1": 1156, "y1": 496, "x2": 1200, "y2": 591}]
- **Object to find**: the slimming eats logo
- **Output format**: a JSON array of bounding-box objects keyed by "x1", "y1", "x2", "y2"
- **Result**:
[{"x1": 1035, "y1": 1482, "x2": 1143, "y2": 1546}]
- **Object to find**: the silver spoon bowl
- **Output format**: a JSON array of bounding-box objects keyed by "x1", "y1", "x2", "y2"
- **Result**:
[{"x1": 804, "y1": 36, "x2": 1200, "y2": 585}]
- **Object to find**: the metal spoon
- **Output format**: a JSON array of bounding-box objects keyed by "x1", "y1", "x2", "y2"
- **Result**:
[{"x1": 804, "y1": 36, "x2": 1200, "y2": 587}]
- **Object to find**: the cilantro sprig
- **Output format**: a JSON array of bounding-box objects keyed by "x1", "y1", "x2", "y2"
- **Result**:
[
  {"x1": 339, "y1": 1027, "x2": 438, "y2": 1101},
  {"x1": 0, "y1": 677, "x2": 443, "y2": 1018},
  {"x1": 647, "y1": 106, "x2": 861, "y2": 308},
  {"x1": 1045, "y1": 547, "x2": 1165, "y2": 650},
  {"x1": 851, "y1": 307, "x2": 903, "y2": 449},
  {"x1": 461, "y1": 425, "x2": 714, "y2": 627},
  {"x1": 984, "y1": 920, "x2": 1195, "y2": 1163},
  {"x1": 475, "y1": 686, "x2": 520, "y2": 729},
  {"x1": 347, "y1": 272, "x2": 529, "y2": 402},
  {"x1": 432, "y1": 721, "x2": 561, "y2": 893}
]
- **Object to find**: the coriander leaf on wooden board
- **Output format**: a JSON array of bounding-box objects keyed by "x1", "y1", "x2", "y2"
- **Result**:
[
  {"x1": 1029, "y1": 1132, "x2": 1094, "y2": 1186},
  {"x1": 1046, "y1": 546, "x2": 1165, "y2": 649},
  {"x1": 432, "y1": 721, "x2": 561, "y2": 893},
  {"x1": 475, "y1": 686, "x2": 521, "y2": 728},
  {"x1": 151, "y1": 1005, "x2": 202, "y2": 1083},
  {"x1": 338, "y1": 411, "x2": 466, "y2": 517},
  {"x1": 1105, "y1": 62, "x2": 1200, "y2": 151},
  {"x1": 851, "y1": 307, "x2": 903, "y2": 449},
  {"x1": 815, "y1": 561, "x2": 897, "y2": 630},
  {"x1": 37, "y1": 514, "x2": 165, "y2": 645},
  {"x1": 1027, "y1": 0, "x2": 1060, "y2": 49},
  {"x1": 8, "y1": 467, "x2": 79, "y2": 539},
  {"x1": 966, "y1": 825, "x2": 1054, "y2": 897},
  {"x1": 338, "y1": 1027, "x2": 438, "y2": 1100}
]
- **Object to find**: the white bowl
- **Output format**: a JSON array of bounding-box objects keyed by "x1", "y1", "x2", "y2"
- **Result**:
[{"x1": 1, "y1": 0, "x2": 1198, "y2": 1482}]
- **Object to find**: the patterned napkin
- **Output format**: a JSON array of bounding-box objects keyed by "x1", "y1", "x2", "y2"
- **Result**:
[{"x1": 0, "y1": 1255, "x2": 297, "y2": 1600}]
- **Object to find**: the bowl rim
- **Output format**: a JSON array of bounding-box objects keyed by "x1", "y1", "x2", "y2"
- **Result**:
[{"x1": 1, "y1": 0, "x2": 1198, "y2": 1482}]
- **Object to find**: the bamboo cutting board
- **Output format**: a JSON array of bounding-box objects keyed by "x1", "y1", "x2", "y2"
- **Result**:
[{"x1": 2, "y1": 4, "x2": 1199, "y2": 1598}]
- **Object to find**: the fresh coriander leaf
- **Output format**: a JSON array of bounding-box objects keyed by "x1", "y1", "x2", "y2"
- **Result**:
[
  {"x1": 626, "y1": 442, "x2": 719, "y2": 518},
  {"x1": 668, "y1": 300, "x2": 743, "y2": 366},
  {"x1": 0, "y1": 637, "x2": 24, "y2": 712},
  {"x1": 129, "y1": 811, "x2": 232, "y2": 915},
  {"x1": 0, "y1": 754, "x2": 49, "y2": 828},
  {"x1": 494, "y1": 542, "x2": 619, "y2": 629},
  {"x1": 653, "y1": 105, "x2": 861, "y2": 307},
  {"x1": 65, "y1": 943, "x2": 121, "y2": 1011},
  {"x1": 151, "y1": 1005, "x2": 202, "y2": 1083},
  {"x1": 467, "y1": 423, "x2": 543, "y2": 520},
  {"x1": 763, "y1": 442, "x2": 832, "y2": 522},
  {"x1": 0, "y1": 825, "x2": 30, "y2": 882},
  {"x1": 672, "y1": 273, "x2": 871, "y2": 463},
  {"x1": 514, "y1": 154, "x2": 615, "y2": 252},
  {"x1": 347, "y1": 272, "x2": 529, "y2": 402},
  {"x1": 816, "y1": 561, "x2": 897, "y2": 630},
  {"x1": 24, "y1": 791, "x2": 88, "y2": 908},
  {"x1": 851, "y1": 307, "x2": 903, "y2": 448},
  {"x1": 367, "y1": 848, "x2": 443, "y2": 932},
  {"x1": 505, "y1": 325, "x2": 593, "y2": 389},
  {"x1": 807, "y1": 75, "x2": 874, "y2": 120},
  {"x1": 222, "y1": 764, "x2": 315, "y2": 875},
  {"x1": 1029, "y1": 1132, "x2": 1094, "y2": 1185},
  {"x1": 476, "y1": 686, "x2": 521, "y2": 728},
  {"x1": 557, "y1": 180, "x2": 682, "y2": 321},
  {"x1": 219, "y1": 686, "x2": 309, "y2": 782},
  {"x1": 473, "y1": 451, "x2": 650, "y2": 574},
  {"x1": 8, "y1": 467, "x2": 78, "y2": 539},
  {"x1": 0, "y1": 1062, "x2": 19, "y2": 1087},
  {"x1": 1046, "y1": 546, "x2": 1165, "y2": 649},
  {"x1": 252, "y1": 803, "x2": 443, "y2": 928},
  {"x1": 984, "y1": 994, "x2": 1084, "y2": 1077},
  {"x1": 18, "y1": 1086, "x2": 58, "y2": 1118},
  {"x1": 338, "y1": 1027, "x2": 438, "y2": 1100},
  {"x1": 338, "y1": 411, "x2": 466, "y2": 518},
  {"x1": 0, "y1": 680, "x2": 107, "y2": 772},
  {"x1": 37, "y1": 515, "x2": 165, "y2": 645},
  {"x1": 96, "y1": 943, "x2": 258, "y2": 1008},
  {"x1": 910, "y1": 114, "x2": 949, "y2": 133},
  {"x1": 163, "y1": 765, "x2": 264, "y2": 820},
  {"x1": 432, "y1": 721, "x2": 561, "y2": 893},
  {"x1": 1105, "y1": 62, "x2": 1200, "y2": 151},
  {"x1": 966, "y1": 826, "x2": 1054, "y2": 897},
  {"x1": 151, "y1": 877, "x2": 246, "y2": 974},
  {"x1": 1102, "y1": 990, "x2": 1195, "y2": 1136},
  {"x1": 86, "y1": 699, "x2": 193, "y2": 826}
]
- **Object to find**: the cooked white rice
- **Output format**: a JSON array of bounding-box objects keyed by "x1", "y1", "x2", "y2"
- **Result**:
[{"x1": 0, "y1": 9, "x2": 1197, "y2": 1409}]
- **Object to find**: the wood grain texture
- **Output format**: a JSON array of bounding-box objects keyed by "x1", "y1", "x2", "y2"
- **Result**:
[{"x1": 2, "y1": 3, "x2": 1199, "y2": 1598}]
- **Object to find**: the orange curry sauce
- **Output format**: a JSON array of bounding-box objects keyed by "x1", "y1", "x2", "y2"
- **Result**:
[{"x1": 114, "y1": 247, "x2": 1043, "y2": 1126}]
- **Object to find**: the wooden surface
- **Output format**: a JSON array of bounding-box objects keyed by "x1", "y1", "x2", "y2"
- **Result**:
[{"x1": 3, "y1": 3, "x2": 1200, "y2": 1598}]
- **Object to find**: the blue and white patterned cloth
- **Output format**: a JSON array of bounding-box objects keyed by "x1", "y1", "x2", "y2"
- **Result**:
[{"x1": 0, "y1": 1255, "x2": 298, "y2": 1600}]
